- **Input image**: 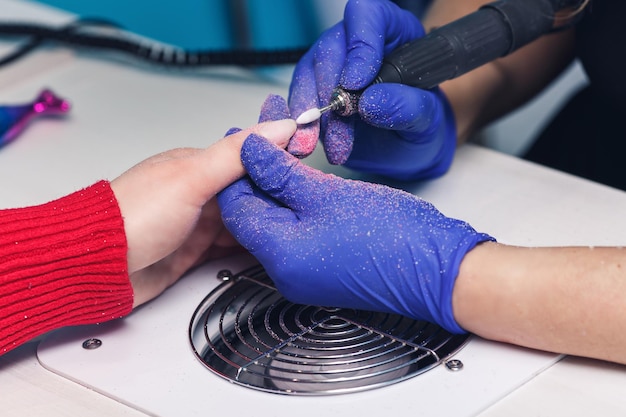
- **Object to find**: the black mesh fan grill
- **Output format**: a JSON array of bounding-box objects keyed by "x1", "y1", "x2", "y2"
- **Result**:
[{"x1": 189, "y1": 264, "x2": 469, "y2": 395}]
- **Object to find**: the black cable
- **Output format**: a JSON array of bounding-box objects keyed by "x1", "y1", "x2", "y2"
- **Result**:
[
  {"x1": 0, "y1": 17, "x2": 119, "y2": 67},
  {"x1": 0, "y1": 19, "x2": 310, "y2": 68},
  {"x1": 0, "y1": 37, "x2": 43, "y2": 66},
  {"x1": 0, "y1": 0, "x2": 586, "y2": 69}
]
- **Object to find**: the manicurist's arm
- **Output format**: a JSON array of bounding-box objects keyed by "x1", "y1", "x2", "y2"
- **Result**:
[
  {"x1": 454, "y1": 242, "x2": 626, "y2": 364},
  {"x1": 424, "y1": 0, "x2": 577, "y2": 142}
]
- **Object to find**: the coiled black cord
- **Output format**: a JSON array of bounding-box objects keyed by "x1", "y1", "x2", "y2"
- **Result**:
[{"x1": 0, "y1": 18, "x2": 310, "y2": 68}]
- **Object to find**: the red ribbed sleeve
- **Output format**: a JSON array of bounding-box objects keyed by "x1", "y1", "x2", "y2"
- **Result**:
[{"x1": 0, "y1": 180, "x2": 133, "y2": 354}]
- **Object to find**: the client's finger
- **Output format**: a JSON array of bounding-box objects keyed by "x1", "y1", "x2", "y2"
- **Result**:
[{"x1": 198, "y1": 118, "x2": 296, "y2": 198}]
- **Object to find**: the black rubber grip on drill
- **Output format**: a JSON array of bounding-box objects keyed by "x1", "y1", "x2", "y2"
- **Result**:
[{"x1": 374, "y1": 0, "x2": 556, "y2": 90}]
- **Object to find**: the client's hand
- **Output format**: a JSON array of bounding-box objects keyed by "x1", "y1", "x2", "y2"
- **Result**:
[
  {"x1": 112, "y1": 95, "x2": 296, "y2": 307},
  {"x1": 218, "y1": 134, "x2": 494, "y2": 333}
]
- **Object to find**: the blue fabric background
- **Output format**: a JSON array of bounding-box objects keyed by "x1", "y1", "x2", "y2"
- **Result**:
[{"x1": 32, "y1": 0, "x2": 325, "y2": 49}]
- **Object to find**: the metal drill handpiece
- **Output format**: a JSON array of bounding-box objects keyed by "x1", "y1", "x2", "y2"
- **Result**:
[
  {"x1": 327, "y1": 87, "x2": 360, "y2": 117},
  {"x1": 295, "y1": 87, "x2": 361, "y2": 125}
]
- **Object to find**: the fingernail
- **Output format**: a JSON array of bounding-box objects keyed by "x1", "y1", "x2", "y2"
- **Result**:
[{"x1": 256, "y1": 119, "x2": 297, "y2": 148}]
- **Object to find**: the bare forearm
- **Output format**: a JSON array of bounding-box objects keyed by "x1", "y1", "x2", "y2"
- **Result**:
[
  {"x1": 423, "y1": 0, "x2": 576, "y2": 142},
  {"x1": 454, "y1": 242, "x2": 626, "y2": 364}
]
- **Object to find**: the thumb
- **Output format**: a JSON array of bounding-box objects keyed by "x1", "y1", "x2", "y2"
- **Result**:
[
  {"x1": 240, "y1": 133, "x2": 327, "y2": 210},
  {"x1": 359, "y1": 84, "x2": 442, "y2": 134},
  {"x1": 340, "y1": 0, "x2": 424, "y2": 90}
]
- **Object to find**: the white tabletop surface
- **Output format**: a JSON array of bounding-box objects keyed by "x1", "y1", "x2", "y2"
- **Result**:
[{"x1": 1, "y1": 1, "x2": 626, "y2": 416}]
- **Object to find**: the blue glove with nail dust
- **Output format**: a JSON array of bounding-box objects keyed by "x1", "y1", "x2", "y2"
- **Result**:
[
  {"x1": 218, "y1": 135, "x2": 494, "y2": 333},
  {"x1": 288, "y1": 0, "x2": 456, "y2": 181}
]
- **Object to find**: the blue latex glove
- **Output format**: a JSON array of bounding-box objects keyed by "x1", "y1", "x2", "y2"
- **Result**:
[
  {"x1": 218, "y1": 136, "x2": 494, "y2": 334},
  {"x1": 288, "y1": 0, "x2": 456, "y2": 181}
]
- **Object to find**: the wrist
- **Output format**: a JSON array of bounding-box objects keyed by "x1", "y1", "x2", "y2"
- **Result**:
[{"x1": 452, "y1": 241, "x2": 516, "y2": 337}]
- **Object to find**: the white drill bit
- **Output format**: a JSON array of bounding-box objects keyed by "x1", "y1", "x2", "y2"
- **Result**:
[{"x1": 295, "y1": 107, "x2": 323, "y2": 125}]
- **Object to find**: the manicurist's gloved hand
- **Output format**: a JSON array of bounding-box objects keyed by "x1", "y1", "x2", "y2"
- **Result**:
[
  {"x1": 288, "y1": 0, "x2": 456, "y2": 181},
  {"x1": 218, "y1": 136, "x2": 494, "y2": 333}
]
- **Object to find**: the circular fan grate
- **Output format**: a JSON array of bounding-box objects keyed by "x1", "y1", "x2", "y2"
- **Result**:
[{"x1": 189, "y1": 264, "x2": 469, "y2": 395}]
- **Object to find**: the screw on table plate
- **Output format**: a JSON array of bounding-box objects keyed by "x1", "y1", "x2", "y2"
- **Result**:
[
  {"x1": 82, "y1": 338, "x2": 102, "y2": 350},
  {"x1": 445, "y1": 358, "x2": 464, "y2": 371},
  {"x1": 217, "y1": 269, "x2": 233, "y2": 281}
]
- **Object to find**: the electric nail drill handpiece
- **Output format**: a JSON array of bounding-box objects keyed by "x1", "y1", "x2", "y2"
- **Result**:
[{"x1": 296, "y1": 0, "x2": 584, "y2": 125}]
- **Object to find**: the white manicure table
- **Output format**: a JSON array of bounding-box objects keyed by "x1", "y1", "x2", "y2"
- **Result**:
[{"x1": 1, "y1": 1, "x2": 625, "y2": 416}]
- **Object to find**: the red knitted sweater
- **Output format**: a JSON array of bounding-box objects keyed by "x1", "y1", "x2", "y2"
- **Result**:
[{"x1": 0, "y1": 180, "x2": 134, "y2": 355}]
